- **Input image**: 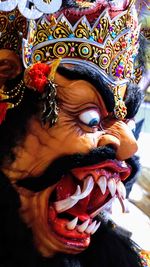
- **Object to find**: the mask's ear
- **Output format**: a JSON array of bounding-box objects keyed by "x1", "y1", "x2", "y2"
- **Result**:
[{"x1": 0, "y1": 49, "x2": 22, "y2": 87}]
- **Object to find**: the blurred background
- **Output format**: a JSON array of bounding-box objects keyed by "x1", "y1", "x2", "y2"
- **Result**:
[
  {"x1": 111, "y1": 97, "x2": 150, "y2": 251},
  {"x1": 111, "y1": 0, "x2": 150, "y2": 251}
]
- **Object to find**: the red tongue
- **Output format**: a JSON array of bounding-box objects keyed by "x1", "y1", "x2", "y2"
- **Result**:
[
  {"x1": 56, "y1": 174, "x2": 90, "y2": 217},
  {"x1": 55, "y1": 174, "x2": 109, "y2": 220},
  {"x1": 67, "y1": 197, "x2": 91, "y2": 221},
  {"x1": 56, "y1": 174, "x2": 77, "y2": 200}
]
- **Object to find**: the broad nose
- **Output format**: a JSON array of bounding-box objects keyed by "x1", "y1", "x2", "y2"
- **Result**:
[{"x1": 98, "y1": 120, "x2": 138, "y2": 160}]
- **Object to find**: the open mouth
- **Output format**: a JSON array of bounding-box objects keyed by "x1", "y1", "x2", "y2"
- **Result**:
[{"x1": 48, "y1": 159, "x2": 131, "y2": 250}]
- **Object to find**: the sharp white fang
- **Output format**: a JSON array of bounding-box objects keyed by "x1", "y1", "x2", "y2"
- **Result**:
[
  {"x1": 77, "y1": 219, "x2": 90, "y2": 233},
  {"x1": 97, "y1": 176, "x2": 107, "y2": 195},
  {"x1": 108, "y1": 178, "x2": 116, "y2": 197},
  {"x1": 71, "y1": 176, "x2": 94, "y2": 200},
  {"x1": 67, "y1": 217, "x2": 78, "y2": 230},
  {"x1": 54, "y1": 185, "x2": 81, "y2": 213},
  {"x1": 120, "y1": 161, "x2": 127, "y2": 168},
  {"x1": 85, "y1": 220, "x2": 97, "y2": 234},
  {"x1": 90, "y1": 197, "x2": 115, "y2": 218},
  {"x1": 116, "y1": 181, "x2": 126, "y2": 199},
  {"x1": 91, "y1": 221, "x2": 101, "y2": 235},
  {"x1": 117, "y1": 196, "x2": 129, "y2": 213}
]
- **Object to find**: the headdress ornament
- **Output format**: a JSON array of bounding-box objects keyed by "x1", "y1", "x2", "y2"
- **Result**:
[
  {"x1": 23, "y1": 2, "x2": 141, "y2": 86},
  {"x1": 0, "y1": 0, "x2": 144, "y2": 124},
  {"x1": 0, "y1": 9, "x2": 27, "y2": 53},
  {"x1": 22, "y1": 0, "x2": 142, "y2": 119}
]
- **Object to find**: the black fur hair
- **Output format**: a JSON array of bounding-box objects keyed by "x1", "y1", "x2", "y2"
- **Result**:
[
  {"x1": 125, "y1": 156, "x2": 140, "y2": 197},
  {"x1": 125, "y1": 83, "x2": 144, "y2": 119},
  {"x1": 0, "y1": 171, "x2": 142, "y2": 267},
  {"x1": 16, "y1": 146, "x2": 115, "y2": 191}
]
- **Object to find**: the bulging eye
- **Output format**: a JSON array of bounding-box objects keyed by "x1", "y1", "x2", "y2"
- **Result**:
[{"x1": 79, "y1": 109, "x2": 100, "y2": 127}]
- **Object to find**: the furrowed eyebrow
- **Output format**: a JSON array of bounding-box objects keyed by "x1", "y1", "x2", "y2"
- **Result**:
[{"x1": 57, "y1": 66, "x2": 115, "y2": 113}]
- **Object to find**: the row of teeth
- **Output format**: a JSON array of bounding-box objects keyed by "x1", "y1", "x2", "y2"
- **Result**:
[
  {"x1": 54, "y1": 175, "x2": 126, "y2": 214},
  {"x1": 66, "y1": 217, "x2": 101, "y2": 235}
]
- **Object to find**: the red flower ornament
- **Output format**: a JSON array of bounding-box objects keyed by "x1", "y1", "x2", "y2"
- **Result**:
[{"x1": 24, "y1": 63, "x2": 51, "y2": 93}]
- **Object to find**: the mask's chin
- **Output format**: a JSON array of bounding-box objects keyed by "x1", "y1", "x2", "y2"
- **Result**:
[{"x1": 18, "y1": 159, "x2": 131, "y2": 257}]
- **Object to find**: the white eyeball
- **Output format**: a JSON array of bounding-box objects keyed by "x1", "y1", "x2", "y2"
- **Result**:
[{"x1": 79, "y1": 109, "x2": 100, "y2": 127}]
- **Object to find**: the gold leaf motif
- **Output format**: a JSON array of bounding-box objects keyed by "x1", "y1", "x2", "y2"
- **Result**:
[
  {"x1": 112, "y1": 14, "x2": 127, "y2": 36},
  {"x1": 97, "y1": 16, "x2": 109, "y2": 40},
  {"x1": 53, "y1": 21, "x2": 71, "y2": 39},
  {"x1": 35, "y1": 21, "x2": 52, "y2": 44},
  {"x1": 75, "y1": 22, "x2": 90, "y2": 39},
  {"x1": 37, "y1": 30, "x2": 49, "y2": 43}
]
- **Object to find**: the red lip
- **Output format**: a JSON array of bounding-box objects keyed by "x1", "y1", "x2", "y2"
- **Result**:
[
  {"x1": 71, "y1": 159, "x2": 131, "y2": 182},
  {"x1": 48, "y1": 206, "x2": 90, "y2": 250}
]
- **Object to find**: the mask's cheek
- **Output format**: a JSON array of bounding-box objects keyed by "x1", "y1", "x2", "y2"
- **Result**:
[
  {"x1": 46, "y1": 116, "x2": 99, "y2": 156},
  {"x1": 17, "y1": 185, "x2": 58, "y2": 257},
  {"x1": 2, "y1": 116, "x2": 96, "y2": 181},
  {"x1": 17, "y1": 184, "x2": 85, "y2": 257}
]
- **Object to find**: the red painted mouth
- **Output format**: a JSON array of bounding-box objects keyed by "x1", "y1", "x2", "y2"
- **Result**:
[{"x1": 48, "y1": 159, "x2": 131, "y2": 250}]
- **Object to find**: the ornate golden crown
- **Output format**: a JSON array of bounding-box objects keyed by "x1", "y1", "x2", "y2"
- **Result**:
[
  {"x1": 0, "y1": 1, "x2": 143, "y2": 122},
  {"x1": 23, "y1": 3, "x2": 142, "y2": 88}
]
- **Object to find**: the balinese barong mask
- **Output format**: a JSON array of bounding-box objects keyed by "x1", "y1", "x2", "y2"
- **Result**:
[{"x1": 0, "y1": 0, "x2": 144, "y2": 258}]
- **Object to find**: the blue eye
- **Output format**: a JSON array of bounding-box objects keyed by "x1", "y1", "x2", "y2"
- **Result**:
[{"x1": 79, "y1": 109, "x2": 100, "y2": 127}]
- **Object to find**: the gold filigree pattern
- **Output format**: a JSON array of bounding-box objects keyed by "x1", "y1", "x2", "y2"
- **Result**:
[
  {"x1": 0, "y1": 9, "x2": 27, "y2": 53},
  {"x1": 75, "y1": 22, "x2": 90, "y2": 39},
  {"x1": 53, "y1": 21, "x2": 71, "y2": 39},
  {"x1": 112, "y1": 15, "x2": 127, "y2": 36},
  {"x1": 36, "y1": 20, "x2": 53, "y2": 43},
  {"x1": 97, "y1": 16, "x2": 109, "y2": 41},
  {"x1": 112, "y1": 86, "x2": 127, "y2": 119},
  {"x1": 31, "y1": 35, "x2": 138, "y2": 84}
]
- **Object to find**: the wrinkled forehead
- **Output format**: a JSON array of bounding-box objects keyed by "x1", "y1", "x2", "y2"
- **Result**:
[{"x1": 55, "y1": 65, "x2": 126, "y2": 112}]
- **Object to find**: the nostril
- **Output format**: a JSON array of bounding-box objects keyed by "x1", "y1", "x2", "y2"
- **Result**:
[
  {"x1": 97, "y1": 134, "x2": 120, "y2": 151},
  {"x1": 106, "y1": 144, "x2": 117, "y2": 153}
]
